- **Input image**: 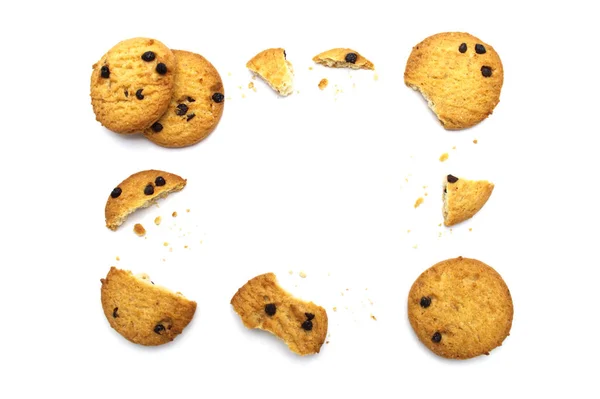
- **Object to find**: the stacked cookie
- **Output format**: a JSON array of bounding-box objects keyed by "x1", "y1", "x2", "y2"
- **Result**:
[{"x1": 90, "y1": 38, "x2": 225, "y2": 148}]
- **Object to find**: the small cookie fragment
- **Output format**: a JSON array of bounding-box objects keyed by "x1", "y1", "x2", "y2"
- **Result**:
[
  {"x1": 318, "y1": 78, "x2": 329, "y2": 90},
  {"x1": 133, "y1": 223, "x2": 146, "y2": 236},
  {"x1": 408, "y1": 257, "x2": 513, "y2": 359},
  {"x1": 443, "y1": 174, "x2": 494, "y2": 226},
  {"x1": 404, "y1": 32, "x2": 504, "y2": 129},
  {"x1": 100, "y1": 267, "x2": 196, "y2": 346},
  {"x1": 105, "y1": 170, "x2": 186, "y2": 230},
  {"x1": 312, "y1": 48, "x2": 375, "y2": 70},
  {"x1": 90, "y1": 37, "x2": 176, "y2": 134},
  {"x1": 246, "y1": 48, "x2": 294, "y2": 96},
  {"x1": 231, "y1": 273, "x2": 328, "y2": 355},
  {"x1": 143, "y1": 50, "x2": 225, "y2": 148}
]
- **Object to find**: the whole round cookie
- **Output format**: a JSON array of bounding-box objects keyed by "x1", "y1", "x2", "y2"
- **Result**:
[
  {"x1": 90, "y1": 37, "x2": 175, "y2": 134},
  {"x1": 408, "y1": 257, "x2": 513, "y2": 359},
  {"x1": 101, "y1": 267, "x2": 196, "y2": 346},
  {"x1": 404, "y1": 32, "x2": 504, "y2": 130},
  {"x1": 143, "y1": 50, "x2": 225, "y2": 148}
]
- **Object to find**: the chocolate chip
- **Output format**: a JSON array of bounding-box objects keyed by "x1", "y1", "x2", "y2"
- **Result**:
[
  {"x1": 475, "y1": 44, "x2": 486, "y2": 54},
  {"x1": 151, "y1": 122, "x2": 163, "y2": 132},
  {"x1": 481, "y1": 66, "x2": 492, "y2": 77},
  {"x1": 155, "y1": 176, "x2": 166, "y2": 186},
  {"x1": 301, "y1": 320, "x2": 313, "y2": 331},
  {"x1": 113, "y1": 307, "x2": 119, "y2": 318},
  {"x1": 432, "y1": 332, "x2": 442, "y2": 343},
  {"x1": 100, "y1": 65, "x2": 110, "y2": 78},
  {"x1": 176, "y1": 103, "x2": 189, "y2": 116},
  {"x1": 305, "y1": 313, "x2": 315, "y2": 321},
  {"x1": 447, "y1": 174, "x2": 459, "y2": 183},
  {"x1": 345, "y1": 53, "x2": 358, "y2": 64},
  {"x1": 111, "y1": 187, "x2": 122, "y2": 198},
  {"x1": 212, "y1": 93, "x2": 224, "y2": 103},
  {"x1": 141, "y1": 51, "x2": 156, "y2": 62},
  {"x1": 187, "y1": 113, "x2": 196, "y2": 121},
  {"x1": 144, "y1": 184, "x2": 154, "y2": 195},
  {"x1": 124, "y1": 90, "x2": 128, "y2": 97},
  {"x1": 283, "y1": 50, "x2": 287, "y2": 59},
  {"x1": 444, "y1": 187, "x2": 447, "y2": 193},
  {"x1": 187, "y1": 96, "x2": 196, "y2": 102},
  {"x1": 265, "y1": 303, "x2": 276, "y2": 316},
  {"x1": 420, "y1": 296, "x2": 431, "y2": 308},
  {"x1": 136, "y1": 89, "x2": 144, "y2": 100},
  {"x1": 459, "y1": 43, "x2": 467, "y2": 53},
  {"x1": 154, "y1": 324, "x2": 165, "y2": 334},
  {"x1": 156, "y1": 63, "x2": 167, "y2": 75}
]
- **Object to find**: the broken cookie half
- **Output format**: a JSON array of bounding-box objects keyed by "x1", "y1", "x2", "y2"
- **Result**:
[
  {"x1": 313, "y1": 48, "x2": 374, "y2": 70},
  {"x1": 231, "y1": 272, "x2": 328, "y2": 355},
  {"x1": 443, "y1": 174, "x2": 494, "y2": 226},
  {"x1": 246, "y1": 48, "x2": 294, "y2": 96}
]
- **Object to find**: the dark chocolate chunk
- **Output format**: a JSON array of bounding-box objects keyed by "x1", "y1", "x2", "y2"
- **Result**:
[
  {"x1": 212, "y1": 93, "x2": 225, "y2": 103},
  {"x1": 305, "y1": 313, "x2": 315, "y2": 321},
  {"x1": 432, "y1": 332, "x2": 442, "y2": 343},
  {"x1": 345, "y1": 53, "x2": 358, "y2": 64},
  {"x1": 176, "y1": 103, "x2": 189, "y2": 116},
  {"x1": 136, "y1": 89, "x2": 144, "y2": 100},
  {"x1": 475, "y1": 44, "x2": 486, "y2": 54},
  {"x1": 459, "y1": 43, "x2": 467, "y2": 53},
  {"x1": 447, "y1": 174, "x2": 459, "y2": 183},
  {"x1": 155, "y1": 176, "x2": 166, "y2": 186},
  {"x1": 420, "y1": 296, "x2": 431, "y2": 308},
  {"x1": 111, "y1": 187, "x2": 122, "y2": 198},
  {"x1": 301, "y1": 320, "x2": 313, "y2": 331},
  {"x1": 151, "y1": 122, "x2": 163, "y2": 132},
  {"x1": 481, "y1": 66, "x2": 492, "y2": 77},
  {"x1": 154, "y1": 324, "x2": 165, "y2": 334},
  {"x1": 100, "y1": 65, "x2": 110, "y2": 78},
  {"x1": 141, "y1": 51, "x2": 156, "y2": 62},
  {"x1": 187, "y1": 96, "x2": 196, "y2": 102},
  {"x1": 265, "y1": 303, "x2": 277, "y2": 316},
  {"x1": 186, "y1": 113, "x2": 196, "y2": 121},
  {"x1": 113, "y1": 307, "x2": 119, "y2": 318},
  {"x1": 144, "y1": 184, "x2": 154, "y2": 195},
  {"x1": 124, "y1": 90, "x2": 129, "y2": 97},
  {"x1": 156, "y1": 63, "x2": 167, "y2": 75}
]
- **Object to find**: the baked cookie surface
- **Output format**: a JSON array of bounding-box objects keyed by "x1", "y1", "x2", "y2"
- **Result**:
[
  {"x1": 408, "y1": 257, "x2": 513, "y2": 359},
  {"x1": 404, "y1": 32, "x2": 503, "y2": 129},
  {"x1": 90, "y1": 37, "x2": 175, "y2": 134},
  {"x1": 143, "y1": 50, "x2": 225, "y2": 148},
  {"x1": 100, "y1": 267, "x2": 196, "y2": 346},
  {"x1": 231, "y1": 273, "x2": 327, "y2": 355},
  {"x1": 105, "y1": 169, "x2": 186, "y2": 230},
  {"x1": 443, "y1": 174, "x2": 494, "y2": 226},
  {"x1": 246, "y1": 48, "x2": 294, "y2": 96},
  {"x1": 313, "y1": 48, "x2": 374, "y2": 70}
]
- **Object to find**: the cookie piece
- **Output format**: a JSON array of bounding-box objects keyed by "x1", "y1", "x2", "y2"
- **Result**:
[
  {"x1": 90, "y1": 37, "x2": 175, "y2": 134},
  {"x1": 404, "y1": 32, "x2": 504, "y2": 129},
  {"x1": 105, "y1": 170, "x2": 186, "y2": 231},
  {"x1": 101, "y1": 267, "x2": 196, "y2": 346},
  {"x1": 143, "y1": 50, "x2": 225, "y2": 148},
  {"x1": 312, "y1": 48, "x2": 374, "y2": 70},
  {"x1": 443, "y1": 174, "x2": 494, "y2": 226},
  {"x1": 246, "y1": 48, "x2": 294, "y2": 96},
  {"x1": 231, "y1": 273, "x2": 327, "y2": 355},
  {"x1": 408, "y1": 257, "x2": 513, "y2": 359}
]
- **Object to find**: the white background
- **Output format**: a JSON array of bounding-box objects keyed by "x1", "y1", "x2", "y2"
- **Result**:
[{"x1": 1, "y1": 1, "x2": 598, "y2": 397}]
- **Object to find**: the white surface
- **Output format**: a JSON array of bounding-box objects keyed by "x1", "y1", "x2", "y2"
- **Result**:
[{"x1": 1, "y1": 1, "x2": 598, "y2": 397}]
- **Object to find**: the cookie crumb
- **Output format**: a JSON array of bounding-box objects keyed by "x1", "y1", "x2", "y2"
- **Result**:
[
  {"x1": 308, "y1": 66, "x2": 313, "y2": 71},
  {"x1": 473, "y1": 139, "x2": 478, "y2": 144},
  {"x1": 333, "y1": 307, "x2": 337, "y2": 312},
  {"x1": 469, "y1": 228, "x2": 473, "y2": 232},
  {"x1": 154, "y1": 216, "x2": 162, "y2": 225},
  {"x1": 172, "y1": 211, "x2": 177, "y2": 217},
  {"x1": 248, "y1": 81, "x2": 255, "y2": 91},
  {"x1": 299, "y1": 271, "x2": 307, "y2": 278},
  {"x1": 318, "y1": 78, "x2": 328, "y2": 90},
  {"x1": 164, "y1": 242, "x2": 169, "y2": 247},
  {"x1": 326, "y1": 341, "x2": 330, "y2": 344},
  {"x1": 414, "y1": 197, "x2": 424, "y2": 208},
  {"x1": 413, "y1": 244, "x2": 418, "y2": 249},
  {"x1": 374, "y1": 73, "x2": 379, "y2": 81},
  {"x1": 370, "y1": 314, "x2": 377, "y2": 321},
  {"x1": 439, "y1": 153, "x2": 449, "y2": 162},
  {"x1": 116, "y1": 256, "x2": 120, "y2": 261},
  {"x1": 186, "y1": 209, "x2": 190, "y2": 213},
  {"x1": 184, "y1": 245, "x2": 189, "y2": 248},
  {"x1": 133, "y1": 223, "x2": 146, "y2": 237}
]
